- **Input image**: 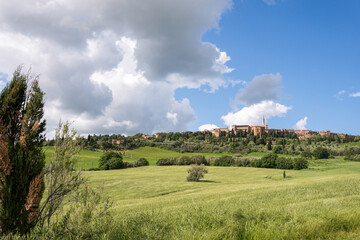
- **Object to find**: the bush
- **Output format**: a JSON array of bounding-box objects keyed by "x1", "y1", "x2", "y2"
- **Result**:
[
  {"x1": 123, "y1": 161, "x2": 135, "y2": 168},
  {"x1": 261, "y1": 153, "x2": 278, "y2": 168},
  {"x1": 214, "y1": 156, "x2": 234, "y2": 166},
  {"x1": 313, "y1": 147, "x2": 330, "y2": 159},
  {"x1": 191, "y1": 155, "x2": 209, "y2": 165},
  {"x1": 107, "y1": 157, "x2": 124, "y2": 169},
  {"x1": 301, "y1": 151, "x2": 313, "y2": 159},
  {"x1": 99, "y1": 151, "x2": 124, "y2": 170},
  {"x1": 234, "y1": 157, "x2": 257, "y2": 167},
  {"x1": 187, "y1": 164, "x2": 208, "y2": 182},
  {"x1": 276, "y1": 157, "x2": 293, "y2": 169},
  {"x1": 272, "y1": 146, "x2": 283, "y2": 154},
  {"x1": 136, "y1": 158, "x2": 149, "y2": 166},
  {"x1": 156, "y1": 158, "x2": 174, "y2": 166},
  {"x1": 293, "y1": 158, "x2": 308, "y2": 170},
  {"x1": 176, "y1": 156, "x2": 192, "y2": 165}
]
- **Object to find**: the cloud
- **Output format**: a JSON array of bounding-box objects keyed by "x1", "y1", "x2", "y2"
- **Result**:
[
  {"x1": 350, "y1": 91, "x2": 360, "y2": 97},
  {"x1": 198, "y1": 124, "x2": 219, "y2": 131},
  {"x1": 338, "y1": 90, "x2": 346, "y2": 95},
  {"x1": 221, "y1": 100, "x2": 292, "y2": 128},
  {"x1": 335, "y1": 90, "x2": 346, "y2": 100},
  {"x1": 294, "y1": 117, "x2": 308, "y2": 130},
  {"x1": 0, "y1": 0, "x2": 233, "y2": 136},
  {"x1": 234, "y1": 73, "x2": 283, "y2": 106}
]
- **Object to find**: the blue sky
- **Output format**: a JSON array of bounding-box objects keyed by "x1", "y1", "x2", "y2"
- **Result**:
[
  {"x1": 177, "y1": 0, "x2": 360, "y2": 135},
  {"x1": 0, "y1": 0, "x2": 359, "y2": 136}
]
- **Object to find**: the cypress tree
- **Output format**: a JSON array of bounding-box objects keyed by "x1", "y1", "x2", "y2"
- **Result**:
[{"x1": 0, "y1": 67, "x2": 46, "y2": 235}]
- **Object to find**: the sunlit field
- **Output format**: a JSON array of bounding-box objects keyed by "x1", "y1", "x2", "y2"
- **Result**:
[
  {"x1": 84, "y1": 157, "x2": 360, "y2": 239},
  {"x1": 42, "y1": 146, "x2": 360, "y2": 239}
]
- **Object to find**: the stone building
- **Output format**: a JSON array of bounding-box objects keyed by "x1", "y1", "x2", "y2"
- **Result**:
[
  {"x1": 231, "y1": 125, "x2": 251, "y2": 133},
  {"x1": 211, "y1": 128, "x2": 229, "y2": 137}
]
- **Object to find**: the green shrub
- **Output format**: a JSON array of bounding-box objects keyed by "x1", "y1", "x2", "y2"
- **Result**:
[
  {"x1": 272, "y1": 146, "x2": 283, "y2": 154},
  {"x1": 99, "y1": 151, "x2": 123, "y2": 170},
  {"x1": 235, "y1": 157, "x2": 257, "y2": 167},
  {"x1": 123, "y1": 161, "x2": 135, "y2": 168},
  {"x1": 107, "y1": 157, "x2": 124, "y2": 169},
  {"x1": 261, "y1": 153, "x2": 278, "y2": 168},
  {"x1": 176, "y1": 156, "x2": 192, "y2": 165},
  {"x1": 156, "y1": 158, "x2": 174, "y2": 166},
  {"x1": 276, "y1": 157, "x2": 293, "y2": 169},
  {"x1": 301, "y1": 151, "x2": 313, "y2": 159},
  {"x1": 313, "y1": 147, "x2": 330, "y2": 159},
  {"x1": 191, "y1": 155, "x2": 209, "y2": 165},
  {"x1": 214, "y1": 156, "x2": 234, "y2": 166},
  {"x1": 136, "y1": 158, "x2": 149, "y2": 166},
  {"x1": 187, "y1": 164, "x2": 208, "y2": 182},
  {"x1": 293, "y1": 158, "x2": 308, "y2": 170}
]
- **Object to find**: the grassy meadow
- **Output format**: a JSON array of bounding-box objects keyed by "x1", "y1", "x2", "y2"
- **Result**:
[
  {"x1": 43, "y1": 146, "x2": 360, "y2": 239},
  {"x1": 83, "y1": 157, "x2": 360, "y2": 239}
]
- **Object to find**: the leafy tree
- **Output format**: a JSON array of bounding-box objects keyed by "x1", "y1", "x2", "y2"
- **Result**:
[
  {"x1": 313, "y1": 147, "x2": 330, "y2": 159},
  {"x1": 99, "y1": 151, "x2": 123, "y2": 170},
  {"x1": 187, "y1": 164, "x2": 208, "y2": 182},
  {"x1": 272, "y1": 145, "x2": 283, "y2": 154},
  {"x1": 261, "y1": 153, "x2": 278, "y2": 168},
  {"x1": 0, "y1": 67, "x2": 46, "y2": 235}
]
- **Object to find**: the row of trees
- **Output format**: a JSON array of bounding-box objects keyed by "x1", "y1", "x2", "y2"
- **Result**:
[{"x1": 47, "y1": 130, "x2": 359, "y2": 154}]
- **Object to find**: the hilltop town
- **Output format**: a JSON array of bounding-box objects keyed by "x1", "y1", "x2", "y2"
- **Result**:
[
  {"x1": 140, "y1": 116, "x2": 348, "y2": 140},
  {"x1": 207, "y1": 116, "x2": 347, "y2": 139}
]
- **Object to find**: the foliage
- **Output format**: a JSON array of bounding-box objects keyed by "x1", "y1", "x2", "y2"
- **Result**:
[
  {"x1": 156, "y1": 158, "x2": 174, "y2": 166},
  {"x1": 275, "y1": 157, "x2": 294, "y2": 169},
  {"x1": 313, "y1": 147, "x2": 330, "y2": 159},
  {"x1": 34, "y1": 185, "x2": 113, "y2": 239},
  {"x1": 156, "y1": 155, "x2": 209, "y2": 166},
  {"x1": 0, "y1": 67, "x2": 46, "y2": 235},
  {"x1": 344, "y1": 154, "x2": 360, "y2": 162},
  {"x1": 135, "y1": 158, "x2": 149, "y2": 166},
  {"x1": 214, "y1": 156, "x2": 234, "y2": 166},
  {"x1": 260, "y1": 153, "x2": 278, "y2": 168},
  {"x1": 187, "y1": 164, "x2": 208, "y2": 182},
  {"x1": 292, "y1": 158, "x2": 309, "y2": 170},
  {"x1": 272, "y1": 145, "x2": 283, "y2": 154},
  {"x1": 37, "y1": 121, "x2": 84, "y2": 230},
  {"x1": 99, "y1": 151, "x2": 123, "y2": 170},
  {"x1": 301, "y1": 151, "x2": 313, "y2": 159}
]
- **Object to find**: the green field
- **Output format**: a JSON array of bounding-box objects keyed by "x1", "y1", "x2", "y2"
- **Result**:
[
  {"x1": 81, "y1": 157, "x2": 360, "y2": 239},
  {"x1": 43, "y1": 146, "x2": 103, "y2": 169},
  {"x1": 43, "y1": 146, "x2": 360, "y2": 239}
]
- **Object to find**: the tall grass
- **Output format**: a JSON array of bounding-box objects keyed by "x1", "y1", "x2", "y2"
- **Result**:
[{"x1": 77, "y1": 158, "x2": 360, "y2": 239}]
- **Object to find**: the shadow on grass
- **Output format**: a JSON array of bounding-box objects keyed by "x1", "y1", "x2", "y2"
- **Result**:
[{"x1": 198, "y1": 180, "x2": 220, "y2": 183}]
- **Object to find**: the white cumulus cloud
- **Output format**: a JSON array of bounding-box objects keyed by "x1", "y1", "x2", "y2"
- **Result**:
[
  {"x1": 198, "y1": 124, "x2": 219, "y2": 131},
  {"x1": 350, "y1": 92, "x2": 360, "y2": 97},
  {"x1": 221, "y1": 100, "x2": 292, "y2": 128},
  {"x1": 0, "y1": 0, "x2": 233, "y2": 136},
  {"x1": 294, "y1": 117, "x2": 308, "y2": 130}
]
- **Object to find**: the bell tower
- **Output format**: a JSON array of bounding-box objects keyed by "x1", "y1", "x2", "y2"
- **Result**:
[{"x1": 262, "y1": 115, "x2": 265, "y2": 126}]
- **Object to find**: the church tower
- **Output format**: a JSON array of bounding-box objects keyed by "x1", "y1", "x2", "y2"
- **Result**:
[{"x1": 262, "y1": 115, "x2": 265, "y2": 126}]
